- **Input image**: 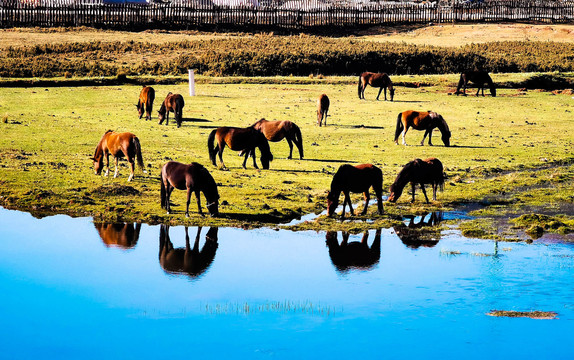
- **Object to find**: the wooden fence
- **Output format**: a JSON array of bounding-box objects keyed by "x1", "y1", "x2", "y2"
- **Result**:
[{"x1": 1, "y1": 0, "x2": 573, "y2": 30}]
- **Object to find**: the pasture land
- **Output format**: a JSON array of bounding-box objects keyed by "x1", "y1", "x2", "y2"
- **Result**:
[{"x1": 1, "y1": 76, "x2": 573, "y2": 236}]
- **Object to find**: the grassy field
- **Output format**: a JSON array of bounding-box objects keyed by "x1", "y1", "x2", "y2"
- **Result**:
[
  {"x1": 1, "y1": 74, "x2": 573, "y2": 235},
  {"x1": 0, "y1": 26, "x2": 573, "y2": 236}
]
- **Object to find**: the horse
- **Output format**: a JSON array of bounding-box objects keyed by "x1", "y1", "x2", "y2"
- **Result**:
[
  {"x1": 394, "y1": 110, "x2": 451, "y2": 147},
  {"x1": 394, "y1": 212, "x2": 442, "y2": 249},
  {"x1": 317, "y1": 94, "x2": 330, "y2": 126},
  {"x1": 358, "y1": 72, "x2": 395, "y2": 101},
  {"x1": 327, "y1": 164, "x2": 384, "y2": 218},
  {"x1": 388, "y1": 158, "x2": 445, "y2": 204},
  {"x1": 159, "y1": 225, "x2": 219, "y2": 280},
  {"x1": 326, "y1": 230, "x2": 381, "y2": 273},
  {"x1": 136, "y1": 86, "x2": 155, "y2": 121},
  {"x1": 158, "y1": 92, "x2": 185, "y2": 127},
  {"x1": 160, "y1": 161, "x2": 219, "y2": 217},
  {"x1": 208, "y1": 126, "x2": 273, "y2": 170},
  {"x1": 250, "y1": 118, "x2": 303, "y2": 160},
  {"x1": 91, "y1": 130, "x2": 145, "y2": 182},
  {"x1": 94, "y1": 222, "x2": 141, "y2": 250},
  {"x1": 455, "y1": 70, "x2": 496, "y2": 97}
]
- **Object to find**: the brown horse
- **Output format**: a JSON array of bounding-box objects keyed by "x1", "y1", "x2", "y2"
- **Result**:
[
  {"x1": 158, "y1": 92, "x2": 185, "y2": 127},
  {"x1": 250, "y1": 118, "x2": 303, "y2": 160},
  {"x1": 394, "y1": 110, "x2": 451, "y2": 147},
  {"x1": 317, "y1": 94, "x2": 330, "y2": 126},
  {"x1": 358, "y1": 72, "x2": 395, "y2": 101},
  {"x1": 208, "y1": 126, "x2": 273, "y2": 170},
  {"x1": 160, "y1": 161, "x2": 219, "y2": 217},
  {"x1": 455, "y1": 70, "x2": 496, "y2": 97},
  {"x1": 326, "y1": 230, "x2": 381, "y2": 273},
  {"x1": 136, "y1": 86, "x2": 155, "y2": 121},
  {"x1": 388, "y1": 158, "x2": 445, "y2": 204},
  {"x1": 159, "y1": 225, "x2": 218, "y2": 280},
  {"x1": 94, "y1": 222, "x2": 141, "y2": 250},
  {"x1": 327, "y1": 164, "x2": 384, "y2": 218},
  {"x1": 91, "y1": 130, "x2": 145, "y2": 182}
]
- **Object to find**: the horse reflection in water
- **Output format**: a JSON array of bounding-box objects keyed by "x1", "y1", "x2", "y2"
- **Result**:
[
  {"x1": 159, "y1": 225, "x2": 218, "y2": 280},
  {"x1": 394, "y1": 212, "x2": 443, "y2": 249},
  {"x1": 94, "y1": 222, "x2": 141, "y2": 250},
  {"x1": 326, "y1": 229, "x2": 381, "y2": 273}
]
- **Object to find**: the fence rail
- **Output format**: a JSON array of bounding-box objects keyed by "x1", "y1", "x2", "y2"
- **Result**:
[{"x1": 1, "y1": 1, "x2": 573, "y2": 30}]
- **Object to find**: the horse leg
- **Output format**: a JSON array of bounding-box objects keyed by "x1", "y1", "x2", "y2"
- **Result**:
[
  {"x1": 432, "y1": 183, "x2": 438, "y2": 201},
  {"x1": 195, "y1": 190, "x2": 204, "y2": 216},
  {"x1": 361, "y1": 191, "x2": 370, "y2": 215},
  {"x1": 402, "y1": 126, "x2": 409, "y2": 146},
  {"x1": 218, "y1": 142, "x2": 227, "y2": 170},
  {"x1": 411, "y1": 183, "x2": 416, "y2": 203},
  {"x1": 113, "y1": 157, "x2": 119, "y2": 178},
  {"x1": 420, "y1": 184, "x2": 430, "y2": 203},
  {"x1": 242, "y1": 150, "x2": 250, "y2": 169},
  {"x1": 421, "y1": 130, "x2": 429, "y2": 146},
  {"x1": 344, "y1": 191, "x2": 354, "y2": 216},
  {"x1": 165, "y1": 184, "x2": 173, "y2": 214},
  {"x1": 251, "y1": 148, "x2": 258, "y2": 169},
  {"x1": 383, "y1": 87, "x2": 387, "y2": 101},
  {"x1": 127, "y1": 159, "x2": 135, "y2": 182},
  {"x1": 376, "y1": 87, "x2": 383, "y2": 101},
  {"x1": 286, "y1": 138, "x2": 294, "y2": 160},
  {"x1": 427, "y1": 128, "x2": 433, "y2": 146},
  {"x1": 185, "y1": 187, "x2": 191, "y2": 217}
]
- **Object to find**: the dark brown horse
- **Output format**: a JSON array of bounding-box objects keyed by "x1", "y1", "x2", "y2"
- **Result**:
[
  {"x1": 317, "y1": 93, "x2": 330, "y2": 126},
  {"x1": 455, "y1": 70, "x2": 496, "y2": 97},
  {"x1": 326, "y1": 230, "x2": 381, "y2": 273},
  {"x1": 160, "y1": 161, "x2": 219, "y2": 217},
  {"x1": 358, "y1": 72, "x2": 395, "y2": 101},
  {"x1": 327, "y1": 164, "x2": 384, "y2": 218},
  {"x1": 91, "y1": 130, "x2": 145, "y2": 182},
  {"x1": 136, "y1": 86, "x2": 155, "y2": 121},
  {"x1": 394, "y1": 110, "x2": 451, "y2": 147},
  {"x1": 159, "y1": 225, "x2": 218, "y2": 280},
  {"x1": 208, "y1": 126, "x2": 273, "y2": 170},
  {"x1": 250, "y1": 118, "x2": 303, "y2": 160},
  {"x1": 388, "y1": 158, "x2": 445, "y2": 204},
  {"x1": 158, "y1": 92, "x2": 185, "y2": 127},
  {"x1": 94, "y1": 222, "x2": 141, "y2": 250}
]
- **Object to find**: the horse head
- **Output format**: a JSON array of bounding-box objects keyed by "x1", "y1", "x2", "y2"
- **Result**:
[
  {"x1": 256, "y1": 132, "x2": 273, "y2": 169},
  {"x1": 389, "y1": 87, "x2": 395, "y2": 101},
  {"x1": 387, "y1": 182, "x2": 402, "y2": 203},
  {"x1": 438, "y1": 115, "x2": 451, "y2": 147},
  {"x1": 92, "y1": 155, "x2": 104, "y2": 175},
  {"x1": 490, "y1": 86, "x2": 497, "y2": 97},
  {"x1": 326, "y1": 191, "x2": 339, "y2": 216}
]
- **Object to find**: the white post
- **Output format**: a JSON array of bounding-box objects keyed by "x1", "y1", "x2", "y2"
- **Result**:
[{"x1": 188, "y1": 69, "x2": 196, "y2": 96}]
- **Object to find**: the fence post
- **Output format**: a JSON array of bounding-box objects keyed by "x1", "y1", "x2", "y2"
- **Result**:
[{"x1": 189, "y1": 69, "x2": 196, "y2": 96}]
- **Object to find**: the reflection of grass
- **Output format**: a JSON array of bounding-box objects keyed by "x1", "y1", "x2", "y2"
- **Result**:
[
  {"x1": 487, "y1": 310, "x2": 558, "y2": 319},
  {"x1": 203, "y1": 301, "x2": 340, "y2": 317}
]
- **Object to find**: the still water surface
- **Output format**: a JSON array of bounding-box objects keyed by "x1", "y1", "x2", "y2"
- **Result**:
[{"x1": 0, "y1": 208, "x2": 573, "y2": 359}]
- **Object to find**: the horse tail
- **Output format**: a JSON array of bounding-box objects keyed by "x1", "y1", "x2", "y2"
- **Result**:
[
  {"x1": 394, "y1": 112, "x2": 404, "y2": 142},
  {"x1": 133, "y1": 136, "x2": 145, "y2": 171},
  {"x1": 293, "y1": 123, "x2": 304, "y2": 158},
  {"x1": 207, "y1": 129, "x2": 217, "y2": 164},
  {"x1": 160, "y1": 169, "x2": 166, "y2": 209}
]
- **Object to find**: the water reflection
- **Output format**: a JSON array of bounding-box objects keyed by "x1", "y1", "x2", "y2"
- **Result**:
[
  {"x1": 326, "y1": 229, "x2": 381, "y2": 273},
  {"x1": 159, "y1": 225, "x2": 219, "y2": 280},
  {"x1": 394, "y1": 212, "x2": 442, "y2": 249},
  {"x1": 94, "y1": 222, "x2": 141, "y2": 250}
]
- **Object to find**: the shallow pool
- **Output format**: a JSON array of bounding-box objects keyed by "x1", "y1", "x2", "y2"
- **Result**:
[{"x1": 0, "y1": 208, "x2": 572, "y2": 359}]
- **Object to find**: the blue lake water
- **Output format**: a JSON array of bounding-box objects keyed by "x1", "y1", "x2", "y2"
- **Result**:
[{"x1": 0, "y1": 207, "x2": 573, "y2": 359}]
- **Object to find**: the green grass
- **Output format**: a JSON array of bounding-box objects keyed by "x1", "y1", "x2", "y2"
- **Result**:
[{"x1": 0, "y1": 74, "x2": 573, "y2": 231}]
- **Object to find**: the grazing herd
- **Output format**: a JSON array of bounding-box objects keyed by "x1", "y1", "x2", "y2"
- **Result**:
[{"x1": 92, "y1": 70, "x2": 496, "y2": 220}]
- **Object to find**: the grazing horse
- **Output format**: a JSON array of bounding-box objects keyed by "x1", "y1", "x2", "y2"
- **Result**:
[
  {"x1": 159, "y1": 225, "x2": 219, "y2": 280},
  {"x1": 160, "y1": 161, "x2": 219, "y2": 217},
  {"x1": 208, "y1": 126, "x2": 273, "y2": 170},
  {"x1": 91, "y1": 130, "x2": 144, "y2": 182},
  {"x1": 158, "y1": 92, "x2": 185, "y2": 127},
  {"x1": 394, "y1": 110, "x2": 451, "y2": 147},
  {"x1": 358, "y1": 72, "x2": 395, "y2": 101},
  {"x1": 317, "y1": 94, "x2": 330, "y2": 126},
  {"x1": 388, "y1": 158, "x2": 445, "y2": 204},
  {"x1": 327, "y1": 164, "x2": 384, "y2": 218},
  {"x1": 136, "y1": 86, "x2": 155, "y2": 121},
  {"x1": 250, "y1": 118, "x2": 303, "y2": 160},
  {"x1": 455, "y1": 70, "x2": 496, "y2": 97},
  {"x1": 94, "y1": 222, "x2": 141, "y2": 250},
  {"x1": 326, "y1": 230, "x2": 381, "y2": 273}
]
